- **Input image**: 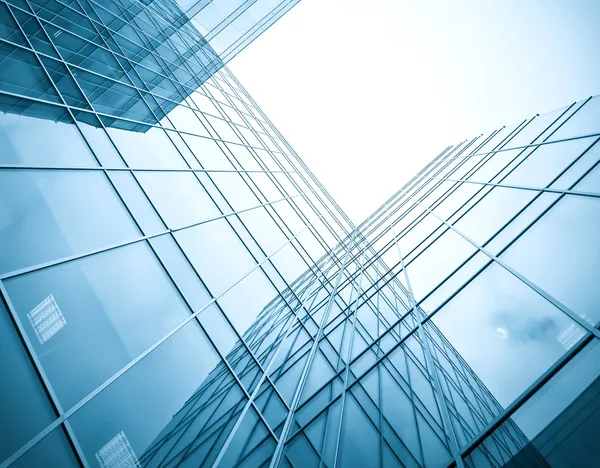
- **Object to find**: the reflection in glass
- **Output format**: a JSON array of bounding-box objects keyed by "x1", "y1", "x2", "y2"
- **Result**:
[
  {"x1": 5, "y1": 242, "x2": 193, "y2": 409},
  {"x1": 501, "y1": 195, "x2": 600, "y2": 325},
  {"x1": 432, "y1": 262, "x2": 584, "y2": 407},
  {"x1": 0, "y1": 169, "x2": 140, "y2": 275},
  {"x1": 1, "y1": 1, "x2": 600, "y2": 465}
]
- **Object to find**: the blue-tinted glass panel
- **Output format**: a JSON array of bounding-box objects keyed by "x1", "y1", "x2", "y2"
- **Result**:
[
  {"x1": 0, "y1": 297, "x2": 56, "y2": 464},
  {"x1": 5, "y1": 241, "x2": 193, "y2": 409},
  {"x1": 11, "y1": 426, "x2": 79, "y2": 468},
  {"x1": 136, "y1": 171, "x2": 220, "y2": 229},
  {"x1": 0, "y1": 169, "x2": 140, "y2": 275},
  {"x1": 175, "y1": 218, "x2": 256, "y2": 297},
  {"x1": 0, "y1": 112, "x2": 98, "y2": 167},
  {"x1": 465, "y1": 339, "x2": 600, "y2": 467},
  {"x1": 149, "y1": 233, "x2": 212, "y2": 311},
  {"x1": 107, "y1": 126, "x2": 187, "y2": 169},
  {"x1": 108, "y1": 171, "x2": 166, "y2": 235},
  {"x1": 432, "y1": 262, "x2": 584, "y2": 408},
  {"x1": 69, "y1": 319, "x2": 221, "y2": 468},
  {"x1": 501, "y1": 195, "x2": 600, "y2": 326},
  {"x1": 0, "y1": 42, "x2": 60, "y2": 103}
]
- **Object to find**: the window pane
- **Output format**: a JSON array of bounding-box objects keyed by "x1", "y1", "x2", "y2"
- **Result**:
[
  {"x1": 108, "y1": 171, "x2": 165, "y2": 235},
  {"x1": 454, "y1": 186, "x2": 536, "y2": 246},
  {"x1": 432, "y1": 262, "x2": 584, "y2": 408},
  {"x1": 501, "y1": 195, "x2": 600, "y2": 326},
  {"x1": 175, "y1": 218, "x2": 256, "y2": 297},
  {"x1": 0, "y1": 297, "x2": 56, "y2": 464},
  {"x1": 0, "y1": 112, "x2": 98, "y2": 167},
  {"x1": 0, "y1": 169, "x2": 140, "y2": 275},
  {"x1": 217, "y1": 267, "x2": 278, "y2": 335},
  {"x1": 405, "y1": 227, "x2": 477, "y2": 301},
  {"x1": 5, "y1": 241, "x2": 192, "y2": 409},
  {"x1": 465, "y1": 338, "x2": 600, "y2": 467},
  {"x1": 338, "y1": 394, "x2": 381, "y2": 467},
  {"x1": 69, "y1": 319, "x2": 222, "y2": 468},
  {"x1": 500, "y1": 137, "x2": 594, "y2": 188},
  {"x1": 107, "y1": 126, "x2": 186, "y2": 169},
  {"x1": 136, "y1": 171, "x2": 220, "y2": 229},
  {"x1": 149, "y1": 233, "x2": 212, "y2": 311},
  {"x1": 11, "y1": 425, "x2": 79, "y2": 468}
]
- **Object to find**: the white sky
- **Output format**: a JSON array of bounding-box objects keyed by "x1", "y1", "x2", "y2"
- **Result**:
[{"x1": 230, "y1": 0, "x2": 600, "y2": 222}]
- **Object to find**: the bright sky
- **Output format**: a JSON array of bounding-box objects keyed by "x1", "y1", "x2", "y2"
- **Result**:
[{"x1": 230, "y1": 0, "x2": 600, "y2": 222}]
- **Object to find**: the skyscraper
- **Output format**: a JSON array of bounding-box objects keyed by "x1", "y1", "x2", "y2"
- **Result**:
[{"x1": 1, "y1": 2, "x2": 599, "y2": 468}]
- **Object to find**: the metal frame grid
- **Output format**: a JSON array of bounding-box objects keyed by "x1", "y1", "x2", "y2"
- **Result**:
[
  {"x1": 0, "y1": 0, "x2": 353, "y2": 466},
  {"x1": 1, "y1": 1, "x2": 600, "y2": 467}
]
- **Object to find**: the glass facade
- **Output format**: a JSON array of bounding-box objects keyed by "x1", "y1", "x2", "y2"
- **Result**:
[{"x1": 1, "y1": 1, "x2": 600, "y2": 467}]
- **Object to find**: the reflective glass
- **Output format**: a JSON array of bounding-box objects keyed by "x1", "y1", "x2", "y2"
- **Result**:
[
  {"x1": 500, "y1": 137, "x2": 594, "y2": 188},
  {"x1": 107, "y1": 125, "x2": 186, "y2": 169},
  {"x1": 453, "y1": 186, "x2": 536, "y2": 246},
  {"x1": 175, "y1": 218, "x2": 256, "y2": 297},
  {"x1": 136, "y1": 170, "x2": 220, "y2": 229},
  {"x1": 0, "y1": 169, "x2": 140, "y2": 275},
  {"x1": 108, "y1": 171, "x2": 166, "y2": 235},
  {"x1": 0, "y1": 297, "x2": 56, "y2": 464},
  {"x1": 10, "y1": 426, "x2": 79, "y2": 468},
  {"x1": 149, "y1": 233, "x2": 212, "y2": 311},
  {"x1": 501, "y1": 195, "x2": 600, "y2": 325},
  {"x1": 5, "y1": 241, "x2": 193, "y2": 409},
  {"x1": 406, "y1": 227, "x2": 477, "y2": 301},
  {"x1": 465, "y1": 338, "x2": 600, "y2": 467},
  {"x1": 432, "y1": 262, "x2": 585, "y2": 408},
  {"x1": 550, "y1": 95, "x2": 600, "y2": 140},
  {"x1": 0, "y1": 112, "x2": 98, "y2": 167},
  {"x1": 218, "y1": 267, "x2": 278, "y2": 335},
  {"x1": 69, "y1": 319, "x2": 221, "y2": 467}
]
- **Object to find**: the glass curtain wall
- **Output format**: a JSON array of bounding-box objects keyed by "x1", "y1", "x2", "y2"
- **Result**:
[
  {"x1": 0, "y1": 0, "x2": 351, "y2": 466},
  {"x1": 1, "y1": 0, "x2": 600, "y2": 466},
  {"x1": 132, "y1": 95, "x2": 600, "y2": 468},
  {"x1": 258, "y1": 94, "x2": 600, "y2": 468}
]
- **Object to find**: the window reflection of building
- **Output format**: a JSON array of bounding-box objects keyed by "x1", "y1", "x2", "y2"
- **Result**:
[
  {"x1": 27, "y1": 294, "x2": 66, "y2": 345},
  {"x1": 95, "y1": 431, "x2": 141, "y2": 468},
  {"x1": 1, "y1": 0, "x2": 600, "y2": 467},
  {"x1": 137, "y1": 271, "x2": 536, "y2": 468}
]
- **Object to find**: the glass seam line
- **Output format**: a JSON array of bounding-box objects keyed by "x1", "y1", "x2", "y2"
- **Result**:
[
  {"x1": 0, "y1": 190, "x2": 311, "y2": 281},
  {"x1": 331, "y1": 247, "x2": 368, "y2": 468},
  {"x1": 0, "y1": 210, "x2": 328, "y2": 468},
  {"x1": 383, "y1": 200, "x2": 465, "y2": 468},
  {"x1": 393, "y1": 183, "x2": 600, "y2": 340},
  {"x1": 269, "y1": 230, "x2": 359, "y2": 468},
  {"x1": 209, "y1": 248, "x2": 342, "y2": 467}
]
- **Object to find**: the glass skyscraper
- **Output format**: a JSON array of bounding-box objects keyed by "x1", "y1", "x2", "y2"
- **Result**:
[{"x1": 1, "y1": 1, "x2": 599, "y2": 467}]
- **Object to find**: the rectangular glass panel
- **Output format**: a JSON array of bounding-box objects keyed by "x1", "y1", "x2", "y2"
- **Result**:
[
  {"x1": 0, "y1": 169, "x2": 140, "y2": 275},
  {"x1": 5, "y1": 241, "x2": 192, "y2": 409}
]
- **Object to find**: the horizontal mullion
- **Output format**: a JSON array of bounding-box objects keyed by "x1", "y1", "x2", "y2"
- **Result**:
[{"x1": 0, "y1": 189, "x2": 312, "y2": 281}]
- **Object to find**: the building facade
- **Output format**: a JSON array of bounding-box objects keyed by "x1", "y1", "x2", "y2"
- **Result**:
[{"x1": 1, "y1": 1, "x2": 600, "y2": 467}]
